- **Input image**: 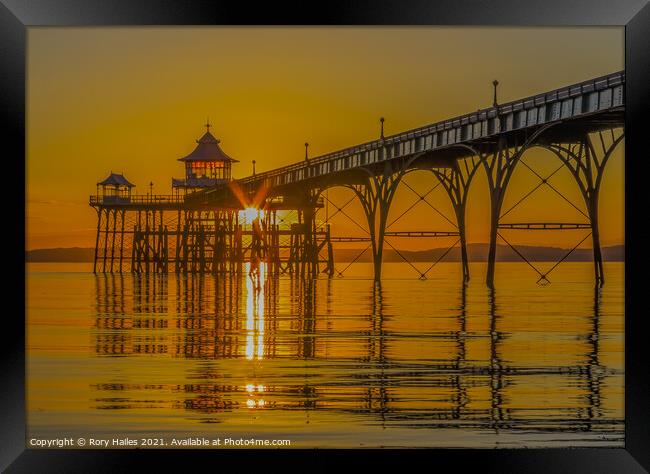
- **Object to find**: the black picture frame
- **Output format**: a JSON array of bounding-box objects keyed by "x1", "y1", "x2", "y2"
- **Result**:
[{"x1": 4, "y1": 1, "x2": 649, "y2": 471}]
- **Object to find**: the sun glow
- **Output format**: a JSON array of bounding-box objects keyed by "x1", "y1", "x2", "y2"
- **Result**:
[{"x1": 240, "y1": 207, "x2": 264, "y2": 223}]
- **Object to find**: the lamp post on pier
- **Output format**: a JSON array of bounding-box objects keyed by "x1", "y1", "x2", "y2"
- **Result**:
[{"x1": 492, "y1": 80, "x2": 499, "y2": 107}]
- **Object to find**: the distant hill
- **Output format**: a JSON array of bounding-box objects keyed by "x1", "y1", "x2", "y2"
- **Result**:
[
  {"x1": 26, "y1": 247, "x2": 95, "y2": 263},
  {"x1": 334, "y1": 243, "x2": 624, "y2": 262},
  {"x1": 26, "y1": 244, "x2": 624, "y2": 263}
]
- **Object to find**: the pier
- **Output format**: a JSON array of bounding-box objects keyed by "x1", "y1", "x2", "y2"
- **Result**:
[{"x1": 91, "y1": 71, "x2": 624, "y2": 287}]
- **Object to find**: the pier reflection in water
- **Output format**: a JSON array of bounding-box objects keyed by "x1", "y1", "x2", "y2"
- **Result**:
[{"x1": 27, "y1": 262, "x2": 623, "y2": 447}]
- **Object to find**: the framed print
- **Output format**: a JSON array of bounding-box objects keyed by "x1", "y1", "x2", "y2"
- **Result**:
[{"x1": 4, "y1": 0, "x2": 650, "y2": 471}]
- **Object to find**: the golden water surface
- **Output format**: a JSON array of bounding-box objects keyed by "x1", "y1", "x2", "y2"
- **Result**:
[{"x1": 27, "y1": 262, "x2": 624, "y2": 448}]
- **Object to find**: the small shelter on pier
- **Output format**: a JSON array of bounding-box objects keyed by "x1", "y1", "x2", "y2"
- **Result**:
[
  {"x1": 96, "y1": 172, "x2": 134, "y2": 204},
  {"x1": 172, "y1": 123, "x2": 238, "y2": 194}
]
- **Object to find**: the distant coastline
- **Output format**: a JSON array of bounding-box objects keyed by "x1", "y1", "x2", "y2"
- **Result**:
[{"x1": 26, "y1": 244, "x2": 624, "y2": 263}]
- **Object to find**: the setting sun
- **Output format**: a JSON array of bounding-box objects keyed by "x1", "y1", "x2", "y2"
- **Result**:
[{"x1": 240, "y1": 207, "x2": 264, "y2": 223}]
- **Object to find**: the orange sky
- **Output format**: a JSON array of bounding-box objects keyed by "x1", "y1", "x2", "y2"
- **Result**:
[{"x1": 26, "y1": 27, "x2": 624, "y2": 250}]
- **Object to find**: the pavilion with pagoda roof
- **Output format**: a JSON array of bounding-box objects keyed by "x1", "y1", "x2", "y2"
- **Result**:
[
  {"x1": 96, "y1": 172, "x2": 135, "y2": 204},
  {"x1": 172, "y1": 122, "x2": 238, "y2": 194}
]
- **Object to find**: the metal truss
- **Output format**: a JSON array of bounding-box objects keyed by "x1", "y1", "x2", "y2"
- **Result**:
[
  {"x1": 542, "y1": 129, "x2": 625, "y2": 286},
  {"x1": 479, "y1": 124, "x2": 625, "y2": 288},
  {"x1": 316, "y1": 152, "x2": 482, "y2": 281},
  {"x1": 491, "y1": 146, "x2": 594, "y2": 285}
]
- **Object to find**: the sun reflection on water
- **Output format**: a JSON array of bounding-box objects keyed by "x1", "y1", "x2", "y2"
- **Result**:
[{"x1": 245, "y1": 261, "x2": 266, "y2": 360}]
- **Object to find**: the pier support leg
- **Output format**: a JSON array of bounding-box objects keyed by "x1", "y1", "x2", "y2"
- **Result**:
[
  {"x1": 589, "y1": 198, "x2": 604, "y2": 287},
  {"x1": 293, "y1": 190, "x2": 321, "y2": 278},
  {"x1": 432, "y1": 155, "x2": 481, "y2": 283},
  {"x1": 482, "y1": 127, "x2": 552, "y2": 288},
  {"x1": 545, "y1": 129, "x2": 624, "y2": 288},
  {"x1": 118, "y1": 210, "x2": 125, "y2": 272},
  {"x1": 174, "y1": 210, "x2": 181, "y2": 273},
  {"x1": 486, "y1": 202, "x2": 499, "y2": 289},
  {"x1": 110, "y1": 209, "x2": 117, "y2": 273},
  {"x1": 102, "y1": 208, "x2": 111, "y2": 273},
  {"x1": 93, "y1": 208, "x2": 103, "y2": 274},
  {"x1": 484, "y1": 139, "x2": 518, "y2": 289},
  {"x1": 325, "y1": 224, "x2": 334, "y2": 276},
  {"x1": 303, "y1": 206, "x2": 317, "y2": 277},
  {"x1": 349, "y1": 162, "x2": 405, "y2": 281}
]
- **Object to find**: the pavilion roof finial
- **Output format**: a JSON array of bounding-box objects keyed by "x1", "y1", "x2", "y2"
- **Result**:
[{"x1": 179, "y1": 121, "x2": 238, "y2": 163}]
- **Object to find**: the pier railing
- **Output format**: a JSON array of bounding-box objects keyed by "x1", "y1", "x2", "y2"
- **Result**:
[
  {"x1": 233, "y1": 70, "x2": 624, "y2": 189},
  {"x1": 89, "y1": 195, "x2": 186, "y2": 206}
]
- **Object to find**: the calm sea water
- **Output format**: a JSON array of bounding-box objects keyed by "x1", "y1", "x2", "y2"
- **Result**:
[{"x1": 26, "y1": 262, "x2": 624, "y2": 448}]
